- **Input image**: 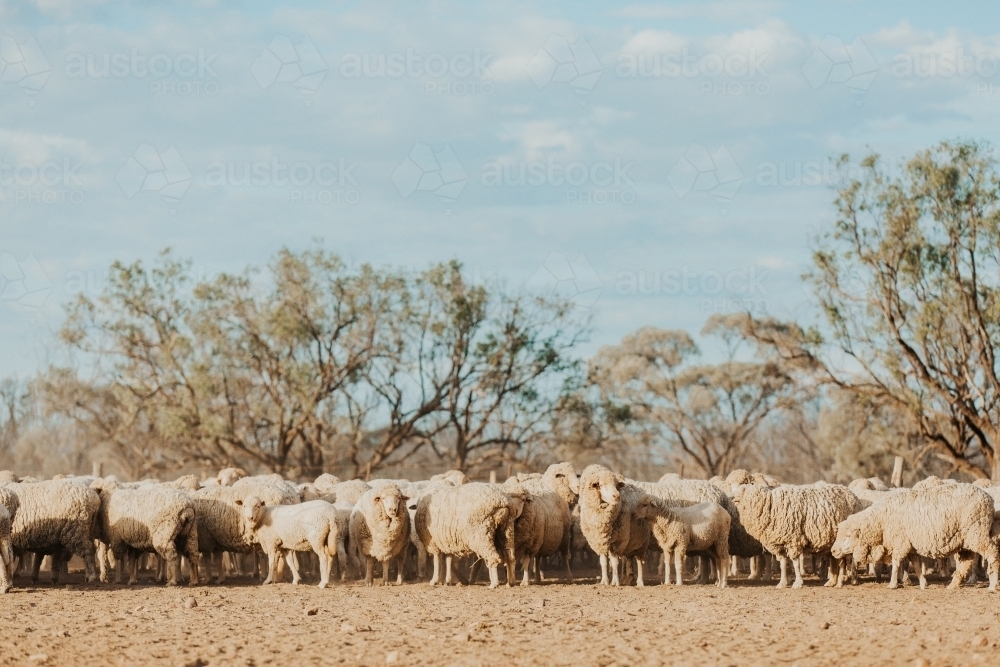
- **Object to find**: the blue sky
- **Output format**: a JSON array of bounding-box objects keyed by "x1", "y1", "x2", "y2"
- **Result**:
[{"x1": 1, "y1": 0, "x2": 999, "y2": 376}]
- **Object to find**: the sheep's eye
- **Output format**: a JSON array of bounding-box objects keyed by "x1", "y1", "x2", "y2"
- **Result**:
[
  {"x1": 374, "y1": 497, "x2": 381, "y2": 503},
  {"x1": 556, "y1": 474, "x2": 564, "y2": 478}
]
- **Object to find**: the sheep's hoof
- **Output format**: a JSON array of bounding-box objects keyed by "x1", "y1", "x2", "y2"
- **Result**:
[
  {"x1": 318, "y1": 583, "x2": 327, "y2": 589},
  {"x1": 775, "y1": 582, "x2": 786, "y2": 589},
  {"x1": 791, "y1": 581, "x2": 803, "y2": 589},
  {"x1": 887, "y1": 582, "x2": 898, "y2": 589}
]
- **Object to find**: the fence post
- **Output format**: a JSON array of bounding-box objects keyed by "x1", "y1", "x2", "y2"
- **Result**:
[
  {"x1": 92, "y1": 462, "x2": 103, "y2": 478},
  {"x1": 365, "y1": 460, "x2": 372, "y2": 482},
  {"x1": 678, "y1": 463, "x2": 684, "y2": 478},
  {"x1": 890, "y1": 456, "x2": 903, "y2": 488},
  {"x1": 489, "y1": 470, "x2": 497, "y2": 484}
]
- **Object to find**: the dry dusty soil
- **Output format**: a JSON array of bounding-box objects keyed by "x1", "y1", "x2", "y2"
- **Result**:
[{"x1": 1, "y1": 568, "x2": 998, "y2": 667}]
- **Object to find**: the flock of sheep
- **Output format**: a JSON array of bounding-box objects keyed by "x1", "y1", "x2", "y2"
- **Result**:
[{"x1": 0, "y1": 462, "x2": 999, "y2": 594}]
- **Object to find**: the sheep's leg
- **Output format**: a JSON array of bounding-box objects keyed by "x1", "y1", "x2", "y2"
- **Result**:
[
  {"x1": 717, "y1": 550, "x2": 728, "y2": 589},
  {"x1": 30, "y1": 553, "x2": 42, "y2": 585},
  {"x1": 748, "y1": 555, "x2": 759, "y2": 581},
  {"x1": 888, "y1": 557, "x2": 901, "y2": 589},
  {"x1": 429, "y1": 553, "x2": 441, "y2": 586},
  {"x1": 96, "y1": 542, "x2": 109, "y2": 584},
  {"x1": 791, "y1": 554, "x2": 804, "y2": 589},
  {"x1": 674, "y1": 548, "x2": 685, "y2": 586},
  {"x1": 395, "y1": 557, "x2": 404, "y2": 586},
  {"x1": 416, "y1": 542, "x2": 427, "y2": 580},
  {"x1": 444, "y1": 555, "x2": 454, "y2": 586},
  {"x1": 129, "y1": 552, "x2": 140, "y2": 586},
  {"x1": 363, "y1": 555, "x2": 375, "y2": 587},
  {"x1": 262, "y1": 550, "x2": 278, "y2": 585},
  {"x1": 318, "y1": 552, "x2": 332, "y2": 589},
  {"x1": 657, "y1": 552, "x2": 666, "y2": 582},
  {"x1": 635, "y1": 557, "x2": 645, "y2": 588},
  {"x1": 599, "y1": 554, "x2": 610, "y2": 586},
  {"x1": 824, "y1": 557, "x2": 838, "y2": 587},
  {"x1": 777, "y1": 556, "x2": 789, "y2": 589},
  {"x1": 285, "y1": 551, "x2": 301, "y2": 585},
  {"x1": 609, "y1": 555, "x2": 621, "y2": 587},
  {"x1": 487, "y1": 563, "x2": 500, "y2": 589},
  {"x1": 520, "y1": 556, "x2": 531, "y2": 586}
]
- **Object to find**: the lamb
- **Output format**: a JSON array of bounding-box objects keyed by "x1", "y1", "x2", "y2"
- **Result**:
[
  {"x1": 236, "y1": 497, "x2": 342, "y2": 588},
  {"x1": 349, "y1": 484, "x2": 411, "y2": 586},
  {"x1": 578, "y1": 465, "x2": 651, "y2": 586},
  {"x1": 632, "y1": 477, "x2": 764, "y2": 568},
  {"x1": 831, "y1": 483, "x2": 1000, "y2": 590},
  {"x1": 516, "y1": 462, "x2": 579, "y2": 584},
  {"x1": 4, "y1": 480, "x2": 101, "y2": 584},
  {"x1": 731, "y1": 482, "x2": 862, "y2": 588},
  {"x1": 89, "y1": 479, "x2": 200, "y2": 586},
  {"x1": 634, "y1": 495, "x2": 730, "y2": 587},
  {"x1": 415, "y1": 481, "x2": 524, "y2": 588}
]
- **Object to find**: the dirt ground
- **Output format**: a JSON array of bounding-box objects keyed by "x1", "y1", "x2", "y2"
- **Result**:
[{"x1": 1, "y1": 566, "x2": 998, "y2": 667}]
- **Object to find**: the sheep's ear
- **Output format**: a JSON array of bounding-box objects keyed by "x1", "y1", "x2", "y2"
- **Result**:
[{"x1": 373, "y1": 496, "x2": 381, "y2": 505}]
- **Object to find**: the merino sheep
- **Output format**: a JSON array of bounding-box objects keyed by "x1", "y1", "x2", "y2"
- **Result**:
[
  {"x1": 831, "y1": 483, "x2": 1000, "y2": 590},
  {"x1": 516, "y1": 462, "x2": 579, "y2": 584},
  {"x1": 190, "y1": 485, "x2": 265, "y2": 584},
  {"x1": 90, "y1": 479, "x2": 201, "y2": 586},
  {"x1": 634, "y1": 495, "x2": 730, "y2": 587},
  {"x1": 5, "y1": 480, "x2": 100, "y2": 584},
  {"x1": 328, "y1": 479, "x2": 370, "y2": 506},
  {"x1": 415, "y1": 482, "x2": 523, "y2": 589},
  {"x1": 732, "y1": 483, "x2": 862, "y2": 588},
  {"x1": 236, "y1": 497, "x2": 342, "y2": 588},
  {"x1": 349, "y1": 485, "x2": 411, "y2": 586},
  {"x1": 579, "y1": 465, "x2": 651, "y2": 586},
  {"x1": 216, "y1": 468, "x2": 247, "y2": 487}
]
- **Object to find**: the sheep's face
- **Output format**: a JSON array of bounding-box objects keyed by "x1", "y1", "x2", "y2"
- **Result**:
[
  {"x1": 633, "y1": 497, "x2": 658, "y2": 520},
  {"x1": 597, "y1": 476, "x2": 622, "y2": 506},
  {"x1": 375, "y1": 489, "x2": 406, "y2": 522},
  {"x1": 235, "y1": 496, "x2": 265, "y2": 529},
  {"x1": 830, "y1": 523, "x2": 857, "y2": 560},
  {"x1": 547, "y1": 463, "x2": 580, "y2": 504}
]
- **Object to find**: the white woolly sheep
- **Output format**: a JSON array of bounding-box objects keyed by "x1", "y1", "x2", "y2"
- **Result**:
[
  {"x1": 216, "y1": 468, "x2": 247, "y2": 486},
  {"x1": 516, "y1": 462, "x2": 579, "y2": 584},
  {"x1": 415, "y1": 481, "x2": 523, "y2": 589},
  {"x1": 831, "y1": 483, "x2": 1000, "y2": 590},
  {"x1": 579, "y1": 465, "x2": 651, "y2": 586},
  {"x1": 732, "y1": 482, "x2": 862, "y2": 588},
  {"x1": 236, "y1": 497, "x2": 343, "y2": 588},
  {"x1": 4, "y1": 479, "x2": 100, "y2": 584},
  {"x1": 328, "y1": 479, "x2": 370, "y2": 505},
  {"x1": 90, "y1": 479, "x2": 201, "y2": 586},
  {"x1": 349, "y1": 485, "x2": 411, "y2": 586},
  {"x1": 429, "y1": 470, "x2": 468, "y2": 486},
  {"x1": 634, "y1": 495, "x2": 731, "y2": 587}
]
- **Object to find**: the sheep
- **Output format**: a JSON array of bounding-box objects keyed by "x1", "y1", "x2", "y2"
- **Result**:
[
  {"x1": 162, "y1": 475, "x2": 201, "y2": 491},
  {"x1": 430, "y1": 470, "x2": 468, "y2": 486},
  {"x1": 404, "y1": 480, "x2": 454, "y2": 581},
  {"x1": 632, "y1": 476, "x2": 764, "y2": 580},
  {"x1": 313, "y1": 473, "x2": 341, "y2": 496},
  {"x1": 328, "y1": 479, "x2": 370, "y2": 505},
  {"x1": 90, "y1": 479, "x2": 201, "y2": 586},
  {"x1": 516, "y1": 462, "x2": 579, "y2": 584},
  {"x1": 236, "y1": 497, "x2": 343, "y2": 588},
  {"x1": 216, "y1": 468, "x2": 247, "y2": 486},
  {"x1": 831, "y1": 483, "x2": 1000, "y2": 591},
  {"x1": 633, "y1": 495, "x2": 731, "y2": 587},
  {"x1": 4, "y1": 480, "x2": 100, "y2": 584},
  {"x1": 415, "y1": 481, "x2": 524, "y2": 589},
  {"x1": 190, "y1": 485, "x2": 268, "y2": 584},
  {"x1": 349, "y1": 485, "x2": 411, "y2": 586},
  {"x1": 0, "y1": 505, "x2": 12, "y2": 594},
  {"x1": 731, "y1": 482, "x2": 862, "y2": 588},
  {"x1": 578, "y1": 465, "x2": 651, "y2": 586}
]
